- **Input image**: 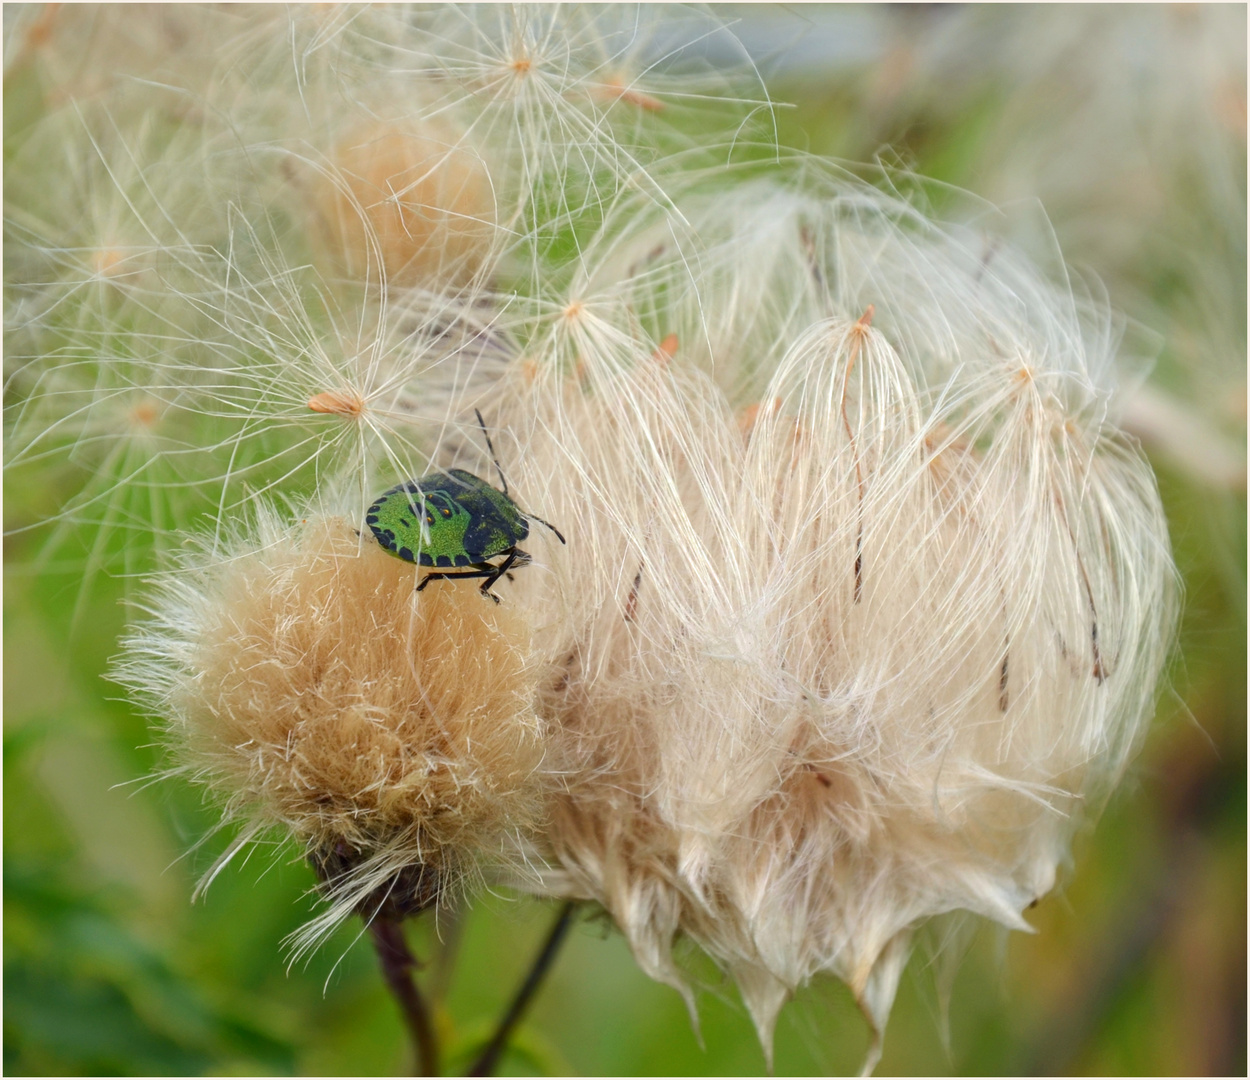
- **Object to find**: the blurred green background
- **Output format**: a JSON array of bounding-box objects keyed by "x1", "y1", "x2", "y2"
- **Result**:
[{"x1": 5, "y1": 6, "x2": 1245, "y2": 1075}]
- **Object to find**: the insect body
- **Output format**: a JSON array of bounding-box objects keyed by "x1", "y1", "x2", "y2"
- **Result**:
[
  {"x1": 368, "y1": 412, "x2": 565, "y2": 600},
  {"x1": 367, "y1": 469, "x2": 563, "y2": 601}
]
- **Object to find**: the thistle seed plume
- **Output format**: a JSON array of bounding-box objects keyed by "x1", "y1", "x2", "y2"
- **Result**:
[
  {"x1": 864, "y1": 5, "x2": 1247, "y2": 489},
  {"x1": 116, "y1": 511, "x2": 550, "y2": 948},
  {"x1": 3, "y1": 4, "x2": 234, "y2": 103},
  {"x1": 5, "y1": 3, "x2": 768, "y2": 599},
  {"x1": 487, "y1": 162, "x2": 1176, "y2": 1067},
  {"x1": 4, "y1": 92, "x2": 512, "y2": 595}
]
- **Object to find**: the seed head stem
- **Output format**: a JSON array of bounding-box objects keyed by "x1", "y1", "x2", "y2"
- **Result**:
[
  {"x1": 369, "y1": 916, "x2": 441, "y2": 1077},
  {"x1": 467, "y1": 902, "x2": 577, "y2": 1077}
]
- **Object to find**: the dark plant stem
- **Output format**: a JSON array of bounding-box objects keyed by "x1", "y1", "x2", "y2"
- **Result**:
[
  {"x1": 467, "y1": 901, "x2": 577, "y2": 1077},
  {"x1": 369, "y1": 915, "x2": 441, "y2": 1077}
]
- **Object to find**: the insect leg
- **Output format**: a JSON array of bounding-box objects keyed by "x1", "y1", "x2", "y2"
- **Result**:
[
  {"x1": 416, "y1": 568, "x2": 496, "y2": 591},
  {"x1": 503, "y1": 549, "x2": 533, "y2": 582},
  {"x1": 478, "y1": 549, "x2": 523, "y2": 602},
  {"x1": 415, "y1": 550, "x2": 529, "y2": 603}
]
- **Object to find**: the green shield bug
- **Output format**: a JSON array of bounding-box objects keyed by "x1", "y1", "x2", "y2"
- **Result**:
[{"x1": 366, "y1": 411, "x2": 565, "y2": 601}]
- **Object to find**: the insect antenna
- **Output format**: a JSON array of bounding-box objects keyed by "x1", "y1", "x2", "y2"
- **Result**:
[
  {"x1": 527, "y1": 514, "x2": 567, "y2": 546},
  {"x1": 474, "y1": 408, "x2": 508, "y2": 497},
  {"x1": 474, "y1": 408, "x2": 566, "y2": 546}
]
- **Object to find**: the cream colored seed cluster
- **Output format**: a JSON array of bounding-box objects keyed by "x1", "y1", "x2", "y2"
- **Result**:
[{"x1": 7, "y1": 5, "x2": 1176, "y2": 1068}]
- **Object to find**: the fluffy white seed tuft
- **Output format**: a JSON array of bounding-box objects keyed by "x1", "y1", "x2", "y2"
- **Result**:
[{"x1": 481, "y1": 162, "x2": 1176, "y2": 1066}]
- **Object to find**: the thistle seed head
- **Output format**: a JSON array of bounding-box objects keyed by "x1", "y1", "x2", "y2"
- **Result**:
[{"x1": 117, "y1": 511, "x2": 551, "y2": 946}]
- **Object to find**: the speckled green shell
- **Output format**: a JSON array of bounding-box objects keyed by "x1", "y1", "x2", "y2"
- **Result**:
[{"x1": 366, "y1": 469, "x2": 529, "y2": 567}]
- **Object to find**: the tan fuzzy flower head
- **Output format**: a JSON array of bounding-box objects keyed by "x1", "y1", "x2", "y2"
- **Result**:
[{"x1": 118, "y1": 511, "x2": 550, "y2": 953}]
